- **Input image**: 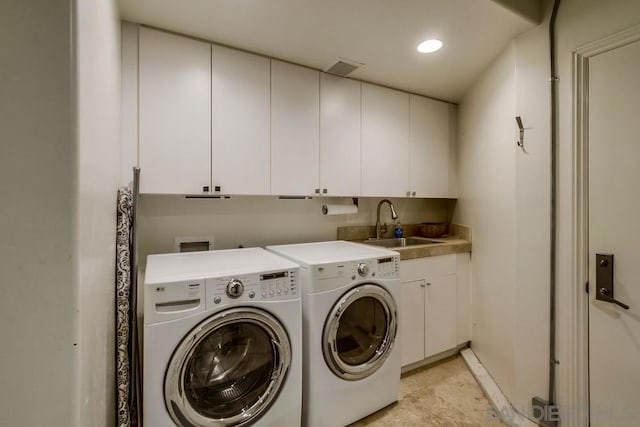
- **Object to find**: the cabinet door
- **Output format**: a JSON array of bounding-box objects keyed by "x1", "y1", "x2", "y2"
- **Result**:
[
  {"x1": 409, "y1": 95, "x2": 450, "y2": 197},
  {"x1": 425, "y1": 274, "x2": 457, "y2": 357},
  {"x1": 361, "y1": 83, "x2": 410, "y2": 197},
  {"x1": 271, "y1": 61, "x2": 319, "y2": 195},
  {"x1": 320, "y1": 74, "x2": 361, "y2": 196},
  {"x1": 401, "y1": 280, "x2": 426, "y2": 367},
  {"x1": 211, "y1": 45, "x2": 270, "y2": 195},
  {"x1": 139, "y1": 28, "x2": 211, "y2": 194}
]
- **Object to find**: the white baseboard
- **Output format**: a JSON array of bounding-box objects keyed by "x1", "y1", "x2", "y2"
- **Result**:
[
  {"x1": 401, "y1": 342, "x2": 469, "y2": 374},
  {"x1": 460, "y1": 348, "x2": 538, "y2": 427}
]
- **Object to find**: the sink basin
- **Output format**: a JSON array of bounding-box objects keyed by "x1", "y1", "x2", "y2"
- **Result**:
[{"x1": 361, "y1": 236, "x2": 441, "y2": 248}]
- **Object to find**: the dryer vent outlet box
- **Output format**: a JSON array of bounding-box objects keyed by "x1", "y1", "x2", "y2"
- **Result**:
[{"x1": 174, "y1": 236, "x2": 215, "y2": 253}]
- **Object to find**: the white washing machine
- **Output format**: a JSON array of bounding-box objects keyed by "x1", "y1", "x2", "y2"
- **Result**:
[
  {"x1": 266, "y1": 241, "x2": 401, "y2": 427},
  {"x1": 143, "y1": 248, "x2": 302, "y2": 427}
]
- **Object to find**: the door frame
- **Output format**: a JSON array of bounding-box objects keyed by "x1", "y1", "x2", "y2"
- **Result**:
[{"x1": 570, "y1": 24, "x2": 640, "y2": 427}]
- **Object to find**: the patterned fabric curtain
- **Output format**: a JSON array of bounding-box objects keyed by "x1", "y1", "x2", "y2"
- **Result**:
[{"x1": 115, "y1": 186, "x2": 141, "y2": 427}]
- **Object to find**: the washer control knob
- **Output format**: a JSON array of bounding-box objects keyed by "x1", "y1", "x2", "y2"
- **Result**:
[
  {"x1": 357, "y1": 263, "x2": 369, "y2": 277},
  {"x1": 226, "y1": 279, "x2": 244, "y2": 299}
]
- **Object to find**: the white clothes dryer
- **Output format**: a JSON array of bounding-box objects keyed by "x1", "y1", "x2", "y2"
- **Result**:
[
  {"x1": 143, "y1": 248, "x2": 302, "y2": 427},
  {"x1": 267, "y1": 241, "x2": 401, "y2": 427}
]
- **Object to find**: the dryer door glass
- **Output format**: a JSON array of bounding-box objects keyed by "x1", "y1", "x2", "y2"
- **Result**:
[
  {"x1": 336, "y1": 296, "x2": 387, "y2": 366},
  {"x1": 323, "y1": 284, "x2": 398, "y2": 380},
  {"x1": 165, "y1": 308, "x2": 291, "y2": 427}
]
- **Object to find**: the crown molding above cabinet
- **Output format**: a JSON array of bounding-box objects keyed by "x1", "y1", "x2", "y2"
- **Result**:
[{"x1": 124, "y1": 25, "x2": 458, "y2": 198}]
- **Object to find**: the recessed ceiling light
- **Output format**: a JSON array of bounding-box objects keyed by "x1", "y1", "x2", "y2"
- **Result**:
[{"x1": 417, "y1": 39, "x2": 443, "y2": 53}]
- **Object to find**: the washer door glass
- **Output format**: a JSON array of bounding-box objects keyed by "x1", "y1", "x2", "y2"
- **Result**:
[
  {"x1": 323, "y1": 284, "x2": 398, "y2": 380},
  {"x1": 165, "y1": 308, "x2": 291, "y2": 427}
]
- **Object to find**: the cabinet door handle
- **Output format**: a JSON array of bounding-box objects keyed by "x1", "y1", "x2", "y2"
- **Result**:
[
  {"x1": 406, "y1": 191, "x2": 411, "y2": 197},
  {"x1": 315, "y1": 188, "x2": 320, "y2": 194},
  {"x1": 420, "y1": 283, "x2": 426, "y2": 288},
  {"x1": 202, "y1": 185, "x2": 210, "y2": 193},
  {"x1": 426, "y1": 282, "x2": 432, "y2": 286},
  {"x1": 412, "y1": 191, "x2": 416, "y2": 197},
  {"x1": 322, "y1": 188, "x2": 328, "y2": 194}
]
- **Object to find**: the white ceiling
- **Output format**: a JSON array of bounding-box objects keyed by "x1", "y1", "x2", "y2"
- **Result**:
[{"x1": 119, "y1": 0, "x2": 537, "y2": 103}]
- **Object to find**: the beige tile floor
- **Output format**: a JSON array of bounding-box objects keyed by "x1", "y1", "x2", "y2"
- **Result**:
[{"x1": 349, "y1": 355, "x2": 504, "y2": 427}]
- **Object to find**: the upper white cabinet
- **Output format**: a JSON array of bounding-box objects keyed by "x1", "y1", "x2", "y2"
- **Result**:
[
  {"x1": 138, "y1": 28, "x2": 211, "y2": 194},
  {"x1": 361, "y1": 83, "x2": 410, "y2": 197},
  {"x1": 270, "y1": 61, "x2": 320, "y2": 195},
  {"x1": 320, "y1": 74, "x2": 362, "y2": 196},
  {"x1": 410, "y1": 95, "x2": 451, "y2": 197},
  {"x1": 211, "y1": 45, "x2": 270, "y2": 195},
  {"x1": 131, "y1": 26, "x2": 456, "y2": 197}
]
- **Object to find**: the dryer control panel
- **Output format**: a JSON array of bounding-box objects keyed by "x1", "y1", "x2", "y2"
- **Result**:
[
  {"x1": 206, "y1": 269, "x2": 298, "y2": 308},
  {"x1": 309, "y1": 255, "x2": 400, "y2": 293}
]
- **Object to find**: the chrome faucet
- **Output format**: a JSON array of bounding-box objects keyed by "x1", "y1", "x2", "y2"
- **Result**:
[{"x1": 376, "y1": 199, "x2": 398, "y2": 239}]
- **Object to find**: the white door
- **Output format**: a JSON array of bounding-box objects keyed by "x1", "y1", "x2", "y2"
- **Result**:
[
  {"x1": 400, "y1": 279, "x2": 426, "y2": 366},
  {"x1": 138, "y1": 28, "x2": 211, "y2": 194},
  {"x1": 409, "y1": 95, "x2": 451, "y2": 198},
  {"x1": 588, "y1": 38, "x2": 640, "y2": 426},
  {"x1": 271, "y1": 61, "x2": 319, "y2": 196},
  {"x1": 320, "y1": 73, "x2": 362, "y2": 196},
  {"x1": 425, "y1": 274, "x2": 457, "y2": 357},
  {"x1": 211, "y1": 45, "x2": 270, "y2": 195},
  {"x1": 361, "y1": 83, "x2": 410, "y2": 197}
]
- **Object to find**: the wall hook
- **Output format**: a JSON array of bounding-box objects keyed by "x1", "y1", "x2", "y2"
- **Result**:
[{"x1": 515, "y1": 116, "x2": 525, "y2": 148}]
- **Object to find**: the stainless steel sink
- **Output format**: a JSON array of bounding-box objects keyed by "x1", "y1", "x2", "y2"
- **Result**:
[{"x1": 361, "y1": 236, "x2": 441, "y2": 248}]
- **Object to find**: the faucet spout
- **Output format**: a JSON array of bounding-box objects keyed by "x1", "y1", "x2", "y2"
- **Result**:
[{"x1": 376, "y1": 199, "x2": 399, "y2": 239}]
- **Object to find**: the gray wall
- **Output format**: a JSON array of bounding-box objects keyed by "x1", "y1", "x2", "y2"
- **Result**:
[
  {"x1": 0, "y1": 1, "x2": 77, "y2": 425},
  {"x1": 0, "y1": 0, "x2": 122, "y2": 425}
]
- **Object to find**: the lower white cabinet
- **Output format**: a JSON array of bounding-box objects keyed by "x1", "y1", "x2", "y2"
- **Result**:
[
  {"x1": 400, "y1": 254, "x2": 470, "y2": 367},
  {"x1": 401, "y1": 279, "x2": 428, "y2": 366}
]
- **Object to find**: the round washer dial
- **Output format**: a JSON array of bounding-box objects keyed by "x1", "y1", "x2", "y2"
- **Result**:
[
  {"x1": 357, "y1": 263, "x2": 369, "y2": 277},
  {"x1": 226, "y1": 279, "x2": 244, "y2": 298}
]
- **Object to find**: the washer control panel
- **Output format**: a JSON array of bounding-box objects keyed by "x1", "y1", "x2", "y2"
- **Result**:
[
  {"x1": 375, "y1": 256, "x2": 400, "y2": 278},
  {"x1": 259, "y1": 270, "x2": 297, "y2": 299},
  {"x1": 206, "y1": 269, "x2": 298, "y2": 307}
]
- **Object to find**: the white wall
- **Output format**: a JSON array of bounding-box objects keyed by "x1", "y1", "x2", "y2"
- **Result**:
[
  {"x1": 74, "y1": 0, "x2": 121, "y2": 425},
  {"x1": 455, "y1": 6, "x2": 554, "y2": 419},
  {"x1": 0, "y1": 1, "x2": 121, "y2": 426},
  {"x1": 454, "y1": 42, "x2": 519, "y2": 406},
  {"x1": 555, "y1": 1, "x2": 640, "y2": 426},
  {"x1": 513, "y1": 15, "x2": 552, "y2": 417},
  {"x1": 138, "y1": 195, "x2": 454, "y2": 321},
  {"x1": 0, "y1": 1, "x2": 77, "y2": 426},
  {"x1": 139, "y1": 196, "x2": 455, "y2": 262},
  {"x1": 459, "y1": 1, "x2": 640, "y2": 425}
]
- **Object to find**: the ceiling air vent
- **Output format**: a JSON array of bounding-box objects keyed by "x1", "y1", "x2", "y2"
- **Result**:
[{"x1": 325, "y1": 58, "x2": 364, "y2": 77}]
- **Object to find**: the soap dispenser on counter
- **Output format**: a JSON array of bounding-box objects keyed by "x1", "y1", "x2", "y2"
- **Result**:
[{"x1": 394, "y1": 223, "x2": 404, "y2": 238}]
